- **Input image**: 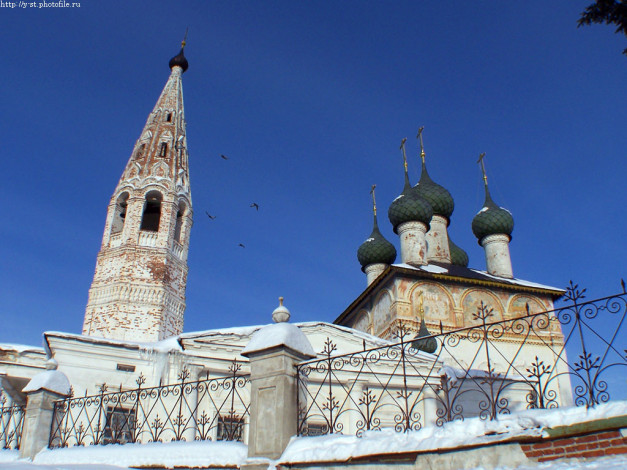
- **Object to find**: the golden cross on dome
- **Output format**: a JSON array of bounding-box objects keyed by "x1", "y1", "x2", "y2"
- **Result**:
[
  {"x1": 417, "y1": 126, "x2": 426, "y2": 163},
  {"x1": 182, "y1": 27, "x2": 189, "y2": 48},
  {"x1": 477, "y1": 152, "x2": 488, "y2": 186},
  {"x1": 370, "y1": 184, "x2": 377, "y2": 216},
  {"x1": 400, "y1": 138, "x2": 408, "y2": 172}
]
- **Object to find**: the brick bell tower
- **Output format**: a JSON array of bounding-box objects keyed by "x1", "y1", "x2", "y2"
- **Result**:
[{"x1": 82, "y1": 41, "x2": 193, "y2": 342}]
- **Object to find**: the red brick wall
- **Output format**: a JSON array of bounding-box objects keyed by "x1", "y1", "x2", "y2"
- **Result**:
[{"x1": 521, "y1": 430, "x2": 627, "y2": 462}]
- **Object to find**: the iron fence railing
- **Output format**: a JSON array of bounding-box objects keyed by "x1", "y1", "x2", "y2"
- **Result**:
[
  {"x1": 0, "y1": 391, "x2": 25, "y2": 450},
  {"x1": 297, "y1": 282, "x2": 627, "y2": 436},
  {"x1": 49, "y1": 360, "x2": 250, "y2": 447}
]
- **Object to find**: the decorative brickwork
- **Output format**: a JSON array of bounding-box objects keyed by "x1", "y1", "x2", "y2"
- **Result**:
[
  {"x1": 521, "y1": 428, "x2": 627, "y2": 462},
  {"x1": 83, "y1": 61, "x2": 193, "y2": 342}
]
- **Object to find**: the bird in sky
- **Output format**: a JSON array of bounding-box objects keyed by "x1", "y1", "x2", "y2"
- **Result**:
[
  {"x1": 205, "y1": 211, "x2": 216, "y2": 220},
  {"x1": 238, "y1": 243, "x2": 245, "y2": 248},
  {"x1": 220, "y1": 154, "x2": 229, "y2": 160},
  {"x1": 250, "y1": 203, "x2": 259, "y2": 211}
]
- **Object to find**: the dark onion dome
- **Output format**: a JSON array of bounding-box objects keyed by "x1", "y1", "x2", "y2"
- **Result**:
[
  {"x1": 471, "y1": 186, "x2": 514, "y2": 243},
  {"x1": 414, "y1": 161, "x2": 454, "y2": 220},
  {"x1": 411, "y1": 319, "x2": 437, "y2": 354},
  {"x1": 448, "y1": 237, "x2": 469, "y2": 267},
  {"x1": 169, "y1": 47, "x2": 189, "y2": 72},
  {"x1": 357, "y1": 215, "x2": 397, "y2": 272},
  {"x1": 388, "y1": 173, "x2": 433, "y2": 234}
]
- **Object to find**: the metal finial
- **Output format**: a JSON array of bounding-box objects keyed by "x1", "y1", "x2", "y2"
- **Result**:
[
  {"x1": 417, "y1": 126, "x2": 426, "y2": 163},
  {"x1": 477, "y1": 152, "x2": 488, "y2": 186},
  {"x1": 279, "y1": 296, "x2": 284, "y2": 306},
  {"x1": 400, "y1": 138, "x2": 408, "y2": 173},
  {"x1": 370, "y1": 184, "x2": 377, "y2": 216},
  {"x1": 181, "y1": 27, "x2": 189, "y2": 48}
]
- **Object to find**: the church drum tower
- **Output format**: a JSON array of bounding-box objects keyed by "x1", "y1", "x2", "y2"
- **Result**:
[{"x1": 82, "y1": 44, "x2": 193, "y2": 342}]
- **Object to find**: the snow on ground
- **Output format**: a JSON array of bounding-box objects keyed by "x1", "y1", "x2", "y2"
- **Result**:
[
  {"x1": 280, "y1": 401, "x2": 627, "y2": 465},
  {"x1": 18, "y1": 440, "x2": 245, "y2": 469}
]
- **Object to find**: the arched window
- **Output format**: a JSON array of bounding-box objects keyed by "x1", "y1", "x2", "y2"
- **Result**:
[
  {"x1": 174, "y1": 201, "x2": 186, "y2": 243},
  {"x1": 140, "y1": 190, "x2": 163, "y2": 232},
  {"x1": 159, "y1": 143, "x2": 168, "y2": 157},
  {"x1": 165, "y1": 113, "x2": 172, "y2": 122},
  {"x1": 111, "y1": 192, "x2": 129, "y2": 235}
]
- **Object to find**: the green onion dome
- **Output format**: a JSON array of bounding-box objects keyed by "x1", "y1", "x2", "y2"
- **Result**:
[
  {"x1": 358, "y1": 215, "x2": 397, "y2": 272},
  {"x1": 448, "y1": 237, "x2": 469, "y2": 267},
  {"x1": 471, "y1": 187, "x2": 514, "y2": 243},
  {"x1": 414, "y1": 161, "x2": 454, "y2": 220},
  {"x1": 388, "y1": 173, "x2": 433, "y2": 234},
  {"x1": 411, "y1": 318, "x2": 438, "y2": 354}
]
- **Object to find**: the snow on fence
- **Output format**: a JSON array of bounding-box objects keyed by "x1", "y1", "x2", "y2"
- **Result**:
[
  {"x1": 48, "y1": 360, "x2": 250, "y2": 448},
  {"x1": 0, "y1": 390, "x2": 25, "y2": 450},
  {"x1": 297, "y1": 282, "x2": 627, "y2": 437}
]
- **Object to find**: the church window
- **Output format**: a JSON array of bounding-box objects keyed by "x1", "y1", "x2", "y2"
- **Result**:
[
  {"x1": 165, "y1": 113, "x2": 172, "y2": 122},
  {"x1": 216, "y1": 415, "x2": 244, "y2": 441},
  {"x1": 104, "y1": 406, "x2": 136, "y2": 444},
  {"x1": 174, "y1": 201, "x2": 186, "y2": 243},
  {"x1": 140, "y1": 191, "x2": 162, "y2": 232},
  {"x1": 111, "y1": 192, "x2": 129, "y2": 236},
  {"x1": 159, "y1": 142, "x2": 168, "y2": 157}
]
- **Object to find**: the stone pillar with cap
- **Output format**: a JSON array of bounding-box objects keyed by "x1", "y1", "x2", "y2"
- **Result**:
[
  {"x1": 19, "y1": 358, "x2": 71, "y2": 459},
  {"x1": 241, "y1": 298, "x2": 315, "y2": 467}
]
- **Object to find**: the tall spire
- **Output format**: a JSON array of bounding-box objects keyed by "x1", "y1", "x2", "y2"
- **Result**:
[{"x1": 83, "y1": 44, "x2": 194, "y2": 342}]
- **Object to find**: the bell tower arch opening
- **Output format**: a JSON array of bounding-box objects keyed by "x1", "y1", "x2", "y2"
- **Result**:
[
  {"x1": 110, "y1": 192, "x2": 129, "y2": 236},
  {"x1": 174, "y1": 200, "x2": 186, "y2": 243},
  {"x1": 140, "y1": 190, "x2": 163, "y2": 232}
]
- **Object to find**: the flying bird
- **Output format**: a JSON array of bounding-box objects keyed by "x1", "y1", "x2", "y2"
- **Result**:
[
  {"x1": 220, "y1": 154, "x2": 229, "y2": 160},
  {"x1": 238, "y1": 243, "x2": 245, "y2": 248},
  {"x1": 205, "y1": 211, "x2": 216, "y2": 220},
  {"x1": 250, "y1": 203, "x2": 259, "y2": 211}
]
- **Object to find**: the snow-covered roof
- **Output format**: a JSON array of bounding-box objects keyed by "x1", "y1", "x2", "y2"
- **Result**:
[
  {"x1": 0, "y1": 343, "x2": 45, "y2": 354},
  {"x1": 44, "y1": 331, "x2": 183, "y2": 353},
  {"x1": 393, "y1": 263, "x2": 564, "y2": 293}
]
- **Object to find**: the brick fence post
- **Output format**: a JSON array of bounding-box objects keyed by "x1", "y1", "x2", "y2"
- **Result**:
[{"x1": 19, "y1": 359, "x2": 70, "y2": 460}]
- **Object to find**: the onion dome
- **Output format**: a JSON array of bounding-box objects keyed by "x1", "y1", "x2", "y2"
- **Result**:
[
  {"x1": 414, "y1": 160, "x2": 454, "y2": 220},
  {"x1": 472, "y1": 186, "x2": 514, "y2": 243},
  {"x1": 448, "y1": 237, "x2": 469, "y2": 267},
  {"x1": 411, "y1": 319, "x2": 438, "y2": 354},
  {"x1": 357, "y1": 214, "x2": 397, "y2": 272},
  {"x1": 169, "y1": 47, "x2": 189, "y2": 72},
  {"x1": 388, "y1": 173, "x2": 433, "y2": 234}
]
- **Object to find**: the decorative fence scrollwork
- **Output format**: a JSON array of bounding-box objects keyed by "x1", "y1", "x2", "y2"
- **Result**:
[
  {"x1": 297, "y1": 283, "x2": 627, "y2": 437},
  {"x1": 49, "y1": 360, "x2": 250, "y2": 448},
  {"x1": 0, "y1": 391, "x2": 24, "y2": 450}
]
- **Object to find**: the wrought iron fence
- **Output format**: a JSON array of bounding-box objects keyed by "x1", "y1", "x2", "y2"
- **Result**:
[
  {"x1": 0, "y1": 390, "x2": 25, "y2": 450},
  {"x1": 49, "y1": 360, "x2": 250, "y2": 447},
  {"x1": 297, "y1": 283, "x2": 627, "y2": 436}
]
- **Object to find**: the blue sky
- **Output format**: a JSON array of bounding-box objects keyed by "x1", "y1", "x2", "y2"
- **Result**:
[{"x1": 0, "y1": 1, "x2": 625, "y2": 347}]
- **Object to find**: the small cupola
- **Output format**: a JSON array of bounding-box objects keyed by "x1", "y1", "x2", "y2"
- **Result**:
[
  {"x1": 169, "y1": 33, "x2": 189, "y2": 72},
  {"x1": 358, "y1": 186, "x2": 397, "y2": 285},
  {"x1": 471, "y1": 153, "x2": 514, "y2": 278}
]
